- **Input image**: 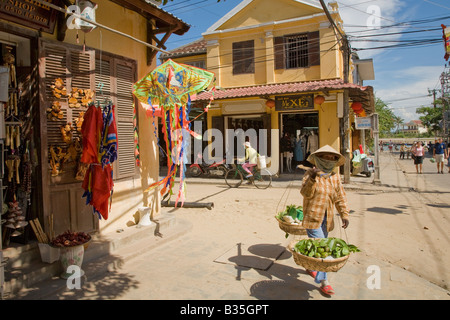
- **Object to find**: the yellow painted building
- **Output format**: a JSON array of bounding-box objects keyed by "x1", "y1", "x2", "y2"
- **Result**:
[
  {"x1": 160, "y1": 0, "x2": 374, "y2": 175},
  {"x1": 0, "y1": 0, "x2": 189, "y2": 238}
]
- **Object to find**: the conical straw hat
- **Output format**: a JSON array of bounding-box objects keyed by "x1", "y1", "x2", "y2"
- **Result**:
[{"x1": 307, "y1": 145, "x2": 345, "y2": 167}]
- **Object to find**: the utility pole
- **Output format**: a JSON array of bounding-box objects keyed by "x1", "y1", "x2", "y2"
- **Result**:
[
  {"x1": 441, "y1": 68, "x2": 450, "y2": 140},
  {"x1": 319, "y1": 0, "x2": 352, "y2": 183},
  {"x1": 428, "y1": 88, "x2": 438, "y2": 139},
  {"x1": 372, "y1": 113, "x2": 381, "y2": 184}
]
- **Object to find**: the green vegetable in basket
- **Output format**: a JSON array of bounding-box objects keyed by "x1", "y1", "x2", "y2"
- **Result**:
[
  {"x1": 293, "y1": 237, "x2": 360, "y2": 259},
  {"x1": 276, "y1": 205, "x2": 303, "y2": 221}
]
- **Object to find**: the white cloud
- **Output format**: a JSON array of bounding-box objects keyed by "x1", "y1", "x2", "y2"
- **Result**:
[
  {"x1": 331, "y1": 0, "x2": 409, "y2": 58},
  {"x1": 375, "y1": 65, "x2": 445, "y2": 122},
  {"x1": 330, "y1": 1, "x2": 445, "y2": 123}
]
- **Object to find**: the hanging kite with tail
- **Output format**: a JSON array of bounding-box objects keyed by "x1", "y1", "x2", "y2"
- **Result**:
[{"x1": 132, "y1": 59, "x2": 215, "y2": 206}]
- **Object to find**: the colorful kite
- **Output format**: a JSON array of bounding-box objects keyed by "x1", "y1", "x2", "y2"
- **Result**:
[{"x1": 133, "y1": 59, "x2": 215, "y2": 206}]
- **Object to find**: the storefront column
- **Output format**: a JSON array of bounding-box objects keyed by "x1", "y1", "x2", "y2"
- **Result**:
[
  {"x1": 343, "y1": 89, "x2": 351, "y2": 183},
  {"x1": 137, "y1": 102, "x2": 161, "y2": 219}
]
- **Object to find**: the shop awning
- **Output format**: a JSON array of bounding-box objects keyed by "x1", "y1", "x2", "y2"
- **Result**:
[{"x1": 193, "y1": 78, "x2": 375, "y2": 115}]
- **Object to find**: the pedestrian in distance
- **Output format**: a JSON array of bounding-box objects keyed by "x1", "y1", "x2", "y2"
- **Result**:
[
  {"x1": 300, "y1": 145, "x2": 350, "y2": 296},
  {"x1": 428, "y1": 141, "x2": 434, "y2": 156},
  {"x1": 411, "y1": 141, "x2": 424, "y2": 174},
  {"x1": 433, "y1": 138, "x2": 447, "y2": 174},
  {"x1": 406, "y1": 144, "x2": 411, "y2": 159},
  {"x1": 399, "y1": 143, "x2": 406, "y2": 159},
  {"x1": 447, "y1": 140, "x2": 450, "y2": 173}
]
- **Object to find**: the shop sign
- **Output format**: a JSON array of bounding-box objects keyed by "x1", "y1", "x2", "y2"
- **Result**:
[
  {"x1": 0, "y1": 0, "x2": 58, "y2": 33},
  {"x1": 275, "y1": 94, "x2": 314, "y2": 111},
  {"x1": 355, "y1": 116, "x2": 372, "y2": 130}
]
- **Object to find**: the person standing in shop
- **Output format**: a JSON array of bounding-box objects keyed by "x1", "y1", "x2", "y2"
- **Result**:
[{"x1": 300, "y1": 145, "x2": 350, "y2": 296}]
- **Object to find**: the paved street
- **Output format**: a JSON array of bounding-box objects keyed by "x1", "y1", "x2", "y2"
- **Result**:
[{"x1": 8, "y1": 151, "x2": 450, "y2": 304}]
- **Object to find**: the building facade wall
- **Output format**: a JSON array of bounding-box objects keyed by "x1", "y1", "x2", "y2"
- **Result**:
[{"x1": 0, "y1": 0, "x2": 167, "y2": 236}]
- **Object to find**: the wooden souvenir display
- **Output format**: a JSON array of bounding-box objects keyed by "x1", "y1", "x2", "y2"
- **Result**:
[
  {"x1": 1, "y1": 45, "x2": 33, "y2": 245},
  {"x1": 46, "y1": 77, "x2": 93, "y2": 180}
]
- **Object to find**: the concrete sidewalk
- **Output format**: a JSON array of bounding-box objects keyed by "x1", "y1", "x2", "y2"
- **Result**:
[{"x1": 4, "y1": 152, "x2": 450, "y2": 301}]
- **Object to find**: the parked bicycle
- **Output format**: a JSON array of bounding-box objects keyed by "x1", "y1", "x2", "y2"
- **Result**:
[{"x1": 224, "y1": 163, "x2": 272, "y2": 189}]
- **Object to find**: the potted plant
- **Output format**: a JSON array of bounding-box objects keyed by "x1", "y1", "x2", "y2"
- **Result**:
[{"x1": 50, "y1": 231, "x2": 91, "y2": 279}]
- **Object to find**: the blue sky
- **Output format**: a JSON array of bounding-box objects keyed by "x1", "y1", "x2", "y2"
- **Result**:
[{"x1": 159, "y1": 0, "x2": 450, "y2": 123}]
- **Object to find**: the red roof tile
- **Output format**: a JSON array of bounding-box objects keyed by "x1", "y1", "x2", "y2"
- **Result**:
[
  {"x1": 193, "y1": 78, "x2": 373, "y2": 102},
  {"x1": 160, "y1": 38, "x2": 207, "y2": 59}
]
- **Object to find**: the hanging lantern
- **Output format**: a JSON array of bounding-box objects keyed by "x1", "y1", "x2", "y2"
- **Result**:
[
  {"x1": 351, "y1": 102, "x2": 363, "y2": 112},
  {"x1": 314, "y1": 95, "x2": 325, "y2": 105},
  {"x1": 77, "y1": 0, "x2": 98, "y2": 33},
  {"x1": 265, "y1": 99, "x2": 275, "y2": 109}
]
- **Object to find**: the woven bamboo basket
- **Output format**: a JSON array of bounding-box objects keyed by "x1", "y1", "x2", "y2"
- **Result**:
[
  {"x1": 288, "y1": 240, "x2": 349, "y2": 272},
  {"x1": 276, "y1": 217, "x2": 307, "y2": 235}
]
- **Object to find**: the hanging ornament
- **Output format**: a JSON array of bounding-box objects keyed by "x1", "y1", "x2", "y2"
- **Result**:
[
  {"x1": 133, "y1": 59, "x2": 215, "y2": 207},
  {"x1": 351, "y1": 101, "x2": 363, "y2": 112},
  {"x1": 314, "y1": 95, "x2": 325, "y2": 105},
  {"x1": 265, "y1": 99, "x2": 275, "y2": 109}
]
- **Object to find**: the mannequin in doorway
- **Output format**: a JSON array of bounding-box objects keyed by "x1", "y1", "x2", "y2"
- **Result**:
[
  {"x1": 294, "y1": 133, "x2": 304, "y2": 165},
  {"x1": 307, "y1": 130, "x2": 318, "y2": 154},
  {"x1": 286, "y1": 150, "x2": 293, "y2": 172},
  {"x1": 280, "y1": 132, "x2": 293, "y2": 173}
]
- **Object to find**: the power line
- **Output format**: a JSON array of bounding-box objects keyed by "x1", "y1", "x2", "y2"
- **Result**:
[
  {"x1": 353, "y1": 38, "x2": 442, "y2": 51},
  {"x1": 385, "y1": 95, "x2": 431, "y2": 103},
  {"x1": 423, "y1": 0, "x2": 450, "y2": 11}
]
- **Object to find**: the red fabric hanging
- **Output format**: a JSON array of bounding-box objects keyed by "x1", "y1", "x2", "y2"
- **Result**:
[
  {"x1": 80, "y1": 104, "x2": 117, "y2": 220},
  {"x1": 81, "y1": 105, "x2": 102, "y2": 164}
]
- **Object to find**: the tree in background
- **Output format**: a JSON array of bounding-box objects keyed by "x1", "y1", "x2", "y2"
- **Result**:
[
  {"x1": 393, "y1": 115, "x2": 404, "y2": 134},
  {"x1": 375, "y1": 97, "x2": 398, "y2": 137},
  {"x1": 416, "y1": 98, "x2": 443, "y2": 136}
]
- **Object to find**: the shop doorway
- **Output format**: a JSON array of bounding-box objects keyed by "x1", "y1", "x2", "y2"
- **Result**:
[
  {"x1": 225, "y1": 114, "x2": 271, "y2": 162},
  {"x1": 280, "y1": 112, "x2": 318, "y2": 173},
  {"x1": 1, "y1": 34, "x2": 36, "y2": 246}
]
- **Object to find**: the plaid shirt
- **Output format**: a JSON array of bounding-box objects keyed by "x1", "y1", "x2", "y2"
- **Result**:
[{"x1": 300, "y1": 171, "x2": 350, "y2": 231}]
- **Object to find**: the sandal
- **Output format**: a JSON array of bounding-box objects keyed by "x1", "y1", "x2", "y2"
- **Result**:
[
  {"x1": 306, "y1": 270, "x2": 317, "y2": 279},
  {"x1": 320, "y1": 285, "x2": 335, "y2": 295}
]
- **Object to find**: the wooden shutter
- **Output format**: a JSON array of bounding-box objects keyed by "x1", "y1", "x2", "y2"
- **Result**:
[
  {"x1": 42, "y1": 43, "x2": 68, "y2": 156},
  {"x1": 40, "y1": 41, "x2": 94, "y2": 183},
  {"x1": 94, "y1": 57, "x2": 112, "y2": 107},
  {"x1": 113, "y1": 60, "x2": 137, "y2": 179},
  {"x1": 232, "y1": 40, "x2": 255, "y2": 74},
  {"x1": 95, "y1": 55, "x2": 137, "y2": 179},
  {"x1": 308, "y1": 31, "x2": 320, "y2": 66},
  {"x1": 274, "y1": 36, "x2": 285, "y2": 70}
]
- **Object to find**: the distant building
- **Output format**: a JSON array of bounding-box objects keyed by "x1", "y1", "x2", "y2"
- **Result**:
[{"x1": 401, "y1": 120, "x2": 428, "y2": 134}]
